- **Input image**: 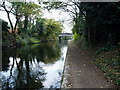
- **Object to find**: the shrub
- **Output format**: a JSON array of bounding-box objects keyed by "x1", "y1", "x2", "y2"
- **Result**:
[{"x1": 72, "y1": 33, "x2": 80, "y2": 40}]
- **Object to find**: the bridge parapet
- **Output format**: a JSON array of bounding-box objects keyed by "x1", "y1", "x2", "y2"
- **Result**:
[{"x1": 59, "y1": 33, "x2": 73, "y2": 37}]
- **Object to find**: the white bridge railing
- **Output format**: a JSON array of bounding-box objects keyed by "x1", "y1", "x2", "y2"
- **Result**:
[{"x1": 59, "y1": 33, "x2": 73, "y2": 37}]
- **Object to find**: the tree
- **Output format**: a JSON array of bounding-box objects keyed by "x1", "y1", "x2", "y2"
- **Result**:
[
  {"x1": 44, "y1": 19, "x2": 62, "y2": 41},
  {"x1": 79, "y1": 2, "x2": 120, "y2": 44},
  {"x1": 43, "y1": 1, "x2": 120, "y2": 45},
  {"x1": 33, "y1": 18, "x2": 62, "y2": 41},
  {"x1": 0, "y1": 1, "x2": 42, "y2": 46},
  {"x1": 20, "y1": 2, "x2": 41, "y2": 32},
  {"x1": 0, "y1": 1, "x2": 41, "y2": 33},
  {"x1": 0, "y1": 1, "x2": 15, "y2": 33}
]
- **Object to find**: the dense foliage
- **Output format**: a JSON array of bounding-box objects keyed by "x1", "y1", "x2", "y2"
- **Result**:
[
  {"x1": 0, "y1": 1, "x2": 62, "y2": 47},
  {"x1": 95, "y1": 45, "x2": 120, "y2": 86},
  {"x1": 34, "y1": 18, "x2": 62, "y2": 41},
  {"x1": 43, "y1": 2, "x2": 120, "y2": 45},
  {"x1": 78, "y1": 3, "x2": 120, "y2": 45}
]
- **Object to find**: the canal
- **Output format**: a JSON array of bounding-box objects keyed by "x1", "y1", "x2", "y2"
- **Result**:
[{"x1": 0, "y1": 40, "x2": 68, "y2": 89}]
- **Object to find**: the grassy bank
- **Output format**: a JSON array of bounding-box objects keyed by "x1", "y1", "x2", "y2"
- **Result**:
[{"x1": 2, "y1": 34, "x2": 40, "y2": 47}]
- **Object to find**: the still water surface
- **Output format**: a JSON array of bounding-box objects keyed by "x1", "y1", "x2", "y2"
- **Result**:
[{"x1": 0, "y1": 40, "x2": 68, "y2": 89}]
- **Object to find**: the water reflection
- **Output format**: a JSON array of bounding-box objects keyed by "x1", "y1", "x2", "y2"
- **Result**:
[{"x1": 1, "y1": 41, "x2": 68, "y2": 89}]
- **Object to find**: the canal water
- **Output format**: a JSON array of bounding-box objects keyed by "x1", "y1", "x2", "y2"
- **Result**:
[{"x1": 0, "y1": 40, "x2": 68, "y2": 89}]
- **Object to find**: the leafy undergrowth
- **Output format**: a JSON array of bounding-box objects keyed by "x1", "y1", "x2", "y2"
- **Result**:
[
  {"x1": 94, "y1": 44, "x2": 120, "y2": 87},
  {"x1": 74, "y1": 35, "x2": 90, "y2": 50}
]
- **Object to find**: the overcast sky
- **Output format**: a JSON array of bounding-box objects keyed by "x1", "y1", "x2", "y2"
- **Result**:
[
  {"x1": 42, "y1": 9, "x2": 73, "y2": 33},
  {"x1": 0, "y1": 1, "x2": 73, "y2": 33}
]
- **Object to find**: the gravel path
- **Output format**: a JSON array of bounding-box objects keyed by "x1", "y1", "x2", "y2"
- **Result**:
[{"x1": 61, "y1": 40, "x2": 115, "y2": 88}]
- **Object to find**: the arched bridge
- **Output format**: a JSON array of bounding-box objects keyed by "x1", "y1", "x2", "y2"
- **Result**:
[
  {"x1": 58, "y1": 33, "x2": 73, "y2": 41},
  {"x1": 59, "y1": 33, "x2": 73, "y2": 37}
]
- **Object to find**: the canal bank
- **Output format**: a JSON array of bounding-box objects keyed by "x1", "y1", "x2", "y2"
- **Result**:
[{"x1": 61, "y1": 40, "x2": 115, "y2": 88}]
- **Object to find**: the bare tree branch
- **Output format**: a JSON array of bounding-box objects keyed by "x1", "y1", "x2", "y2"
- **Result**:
[{"x1": 1, "y1": 1, "x2": 14, "y2": 32}]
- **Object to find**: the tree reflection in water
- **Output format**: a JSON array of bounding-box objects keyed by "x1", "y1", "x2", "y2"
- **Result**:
[{"x1": 1, "y1": 41, "x2": 62, "y2": 89}]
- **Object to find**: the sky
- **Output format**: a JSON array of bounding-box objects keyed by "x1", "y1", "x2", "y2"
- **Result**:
[
  {"x1": 42, "y1": 9, "x2": 73, "y2": 33},
  {"x1": 0, "y1": 1, "x2": 73, "y2": 33}
]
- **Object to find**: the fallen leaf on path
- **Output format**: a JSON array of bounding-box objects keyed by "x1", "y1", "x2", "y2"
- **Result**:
[
  {"x1": 68, "y1": 83, "x2": 73, "y2": 87},
  {"x1": 68, "y1": 85, "x2": 72, "y2": 87}
]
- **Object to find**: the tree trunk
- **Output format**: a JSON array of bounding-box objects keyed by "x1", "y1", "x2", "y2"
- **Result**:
[
  {"x1": 24, "y1": 15, "x2": 28, "y2": 31},
  {"x1": 6, "y1": 12, "x2": 14, "y2": 33},
  {"x1": 14, "y1": 17, "x2": 19, "y2": 33},
  {"x1": 93, "y1": 23, "x2": 96, "y2": 44}
]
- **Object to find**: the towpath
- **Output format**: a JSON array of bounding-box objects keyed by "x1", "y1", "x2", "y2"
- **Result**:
[{"x1": 61, "y1": 40, "x2": 115, "y2": 88}]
